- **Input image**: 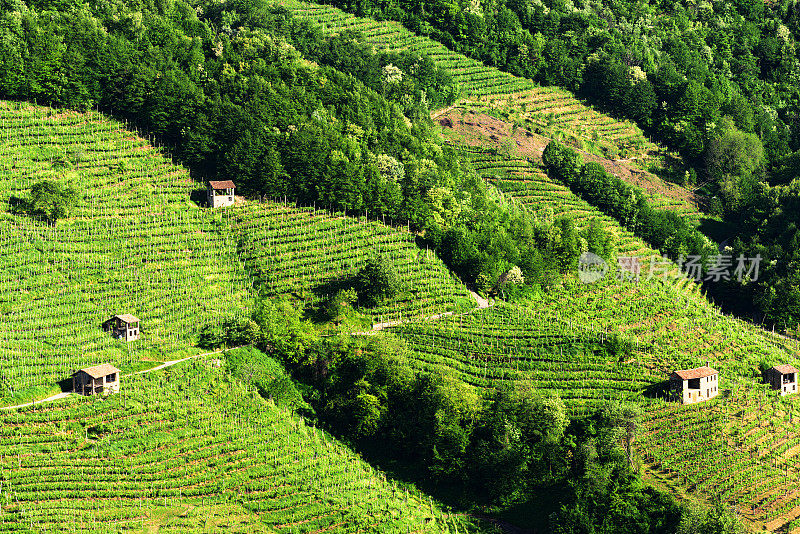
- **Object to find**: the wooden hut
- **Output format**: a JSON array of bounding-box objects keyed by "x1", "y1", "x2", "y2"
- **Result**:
[
  {"x1": 207, "y1": 180, "x2": 235, "y2": 208},
  {"x1": 766, "y1": 364, "x2": 798, "y2": 396},
  {"x1": 670, "y1": 365, "x2": 719, "y2": 404},
  {"x1": 73, "y1": 363, "x2": 120, "y2": 396},
  {"x1": 102, "y1": 314, "x2": 140, "y2": 342}
]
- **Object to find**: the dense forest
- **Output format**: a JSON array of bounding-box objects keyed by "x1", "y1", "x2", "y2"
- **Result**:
[{"x1": 318, "y1": 0, "x2": 800, "y2": 329}]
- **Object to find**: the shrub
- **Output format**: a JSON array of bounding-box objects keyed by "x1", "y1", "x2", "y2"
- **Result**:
[
  {"x1": 356, "y1": 255, "x2": 402, "y2": 306},
  {"x1": 20, "y1": 180, "x2": 78, "y2": 224}
]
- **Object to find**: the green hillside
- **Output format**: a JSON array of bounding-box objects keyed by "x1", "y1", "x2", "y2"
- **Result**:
[
  {"x1": 276, "y1": 0, "x2": 659, "y2": 162},
  {"x1": 388, "y1": 303, "x2": 660, "y2": 416},
  {"x1": 240, "y1": 12, "x2": 800, "y2": 524},
  {"x1": 0, "y1": 101, "x2": 469, "y2": 391},
  {"x1": 0, "y1": 101, "x2": 481, "y2": 532},
  {"x1": 0, "y1": 101, "x2": 253, "y2": 388},
  {"x1": 0, "y1": 359, "x2": 470, "y2": 533},
  {"x1": 2, "y1": 0, "x2": 800, "y2": 530}
]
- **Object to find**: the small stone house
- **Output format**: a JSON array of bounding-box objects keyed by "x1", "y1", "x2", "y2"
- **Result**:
[
  {"x1": 670, "y1": 365, "x2": 719, "y2": 404},
  {"x1": 207, "y1": 180, "x2": 235, "y2": 208},
  {"x1": 102, "y1": 314, "x2": 140, "y2": 342},
  {"x1": 73, "y1": 363, "x2": 120, "y2": 396},
  {"x1": 766, "y1": 364, "x2": 798, "y2": 396}
]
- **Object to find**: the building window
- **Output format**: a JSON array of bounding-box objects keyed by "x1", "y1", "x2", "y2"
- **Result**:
[{"x1": 106, "y1": 373, "x2": 116, "y2": 383}]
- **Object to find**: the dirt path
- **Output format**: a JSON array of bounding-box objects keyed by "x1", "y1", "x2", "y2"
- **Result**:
[
  {"x1": 351, "y1": 290, "x2": 492, "y2": 335},
  {"x1": 0, "y1": 347, "x2": 249, "y2": 411},
  {"x1": 125, "y1": 346, "x2": 237, "y2": 377},
  {"x1": 0, "y1": 392, "x2": 71, "y2": 411},
  {"x1": 471, "y1": 290, "x2": 490, "y2": 309}
]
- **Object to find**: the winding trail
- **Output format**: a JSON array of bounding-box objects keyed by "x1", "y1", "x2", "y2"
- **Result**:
[
  {"x1": 124, "y1": 346, "x2": 236, "y2": 377},
  {"x1": 0, "y1": 347, "x2": 244, "y2": 411},
  {"x1": 352, "y1": 289, "x2": 492, "y2": 335},
  {"x1": 0, "y1": 392, "x2": 71, "y2": 411}
]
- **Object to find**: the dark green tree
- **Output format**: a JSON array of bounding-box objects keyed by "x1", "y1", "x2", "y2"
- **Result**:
[{"x1": 22, "y1": 180, "x2": 78, "y2": 224}]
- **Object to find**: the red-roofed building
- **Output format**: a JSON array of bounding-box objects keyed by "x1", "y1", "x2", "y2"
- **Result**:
[
  {"x1": 670, "y1": 365, "x2": 719, "y2": 404},
  {"x1": 766, "y1": 364, "x2": 798, "y2": 396},
  {"x1": 207, "y1": 180, "x2": 235, "y2": 208}
]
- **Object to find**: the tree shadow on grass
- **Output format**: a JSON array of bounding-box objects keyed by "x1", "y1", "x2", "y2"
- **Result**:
[{"x1": 643, "y1": 380, "x2": 671, "y2": 400}]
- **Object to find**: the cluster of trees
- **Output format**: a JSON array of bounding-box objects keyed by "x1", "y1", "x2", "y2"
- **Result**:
[
  {"x1": 223, "y1": 346, "x2": 309, "y2": 412},
  {"x1": 543, "y1": 141, "x2": 715, "y2": 261},
  {"x1": 707, "y1": 181, "x2": 800, "y2": 330},
  {"x1": 423, "y1": 176, "x2": 617, "y2": 294},
  {"x1": 229, "y1": 296, "x2": 743, "y2": 533},
  {"x1": 323, "y1": 0, "x2": 800, "y2": 171}
]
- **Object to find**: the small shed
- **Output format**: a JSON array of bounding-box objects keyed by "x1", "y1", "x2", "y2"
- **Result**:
[
  {"x1": 73, "y1": 363, "x2": 120, "y2": 396},
  {"x1": 670, "y1": 365, "x2": 719, "y2": 404},
  {"x1": 102, "y1": 314, "x2": 140, "y2": 342},
  {"x1": 766, "y1": 364, "x2": 798, "y2": 396},
  {"x1": 207, "y1": 180, "x2": 235, "y2": 208}
]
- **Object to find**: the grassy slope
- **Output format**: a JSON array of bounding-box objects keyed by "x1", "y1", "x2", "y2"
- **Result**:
[
  {"x1": 0, "y1": 359, "x2": 471, "y2": 533},
  {"x1": 0, "y1": 101, "x2": 477, "y2": 531},
  {"x1": 266, "y1": 4, "x2": 800, "y2": 528},
  {"x1": 0, "y1": 101, "x2": 253, "y2": 389},
  {"x1": 0, "y1": 100, "x2": 470, "y2": 392}
]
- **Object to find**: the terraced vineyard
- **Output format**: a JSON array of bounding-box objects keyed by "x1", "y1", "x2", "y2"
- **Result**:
[
  {"x1": 276, "y1": 0, "x2": 655, "y2": 158},
  {"x1": 532, "y1": 273, "x2": 800, "y2": 528},
  {"x1": 389, "y1": 304, "x2": 660, "y2": 416},
  {"x1": 0, "y1": 360, "x2": 470, "y2": 532},
  {"x1": 436, "y1": 109, "x2": 700, "y2": 217},
  {"x1": 229, "y1": 202, "x2": 471, "y2": 324},
  {"x1": 451, "y1": 144, "x2": 700, "y2": 283},
  {"x1": 640, "y1": 387, "x2": 800, "y2": 530},
  {"x1": 0, "y1": 101, "x2": 254, "y2": 389},
  {"x1": 0, "y1": 101, "x2": 469, "y2": 390}
]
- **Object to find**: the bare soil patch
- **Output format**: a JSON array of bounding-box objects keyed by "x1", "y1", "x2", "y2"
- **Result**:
[{"x1": 436, "y1": 109, "x2": 701, "y2": 214}]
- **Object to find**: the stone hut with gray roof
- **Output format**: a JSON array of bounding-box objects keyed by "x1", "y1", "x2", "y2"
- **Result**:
[{"x1": 670, "y1": 365, "x2": 719, "y2": 404}]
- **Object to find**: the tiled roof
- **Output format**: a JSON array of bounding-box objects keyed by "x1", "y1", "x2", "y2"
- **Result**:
[
  {"x1": 209, "y1": 180, "x2": 235, "y2": 189},
  {"x1": 672, "y1": 366, "x2": 718, "y2": 380},
  {"x1": 75, "y1": 363, "x2": 120, "y2": 379},
  {"x1": 772, "y1": 364, "x2": 799, "y2": 375}
]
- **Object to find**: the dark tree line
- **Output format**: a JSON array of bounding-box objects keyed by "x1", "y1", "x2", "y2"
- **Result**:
[{"x1": 543, "y1": 140, "x2": 716, "y2": 261}]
